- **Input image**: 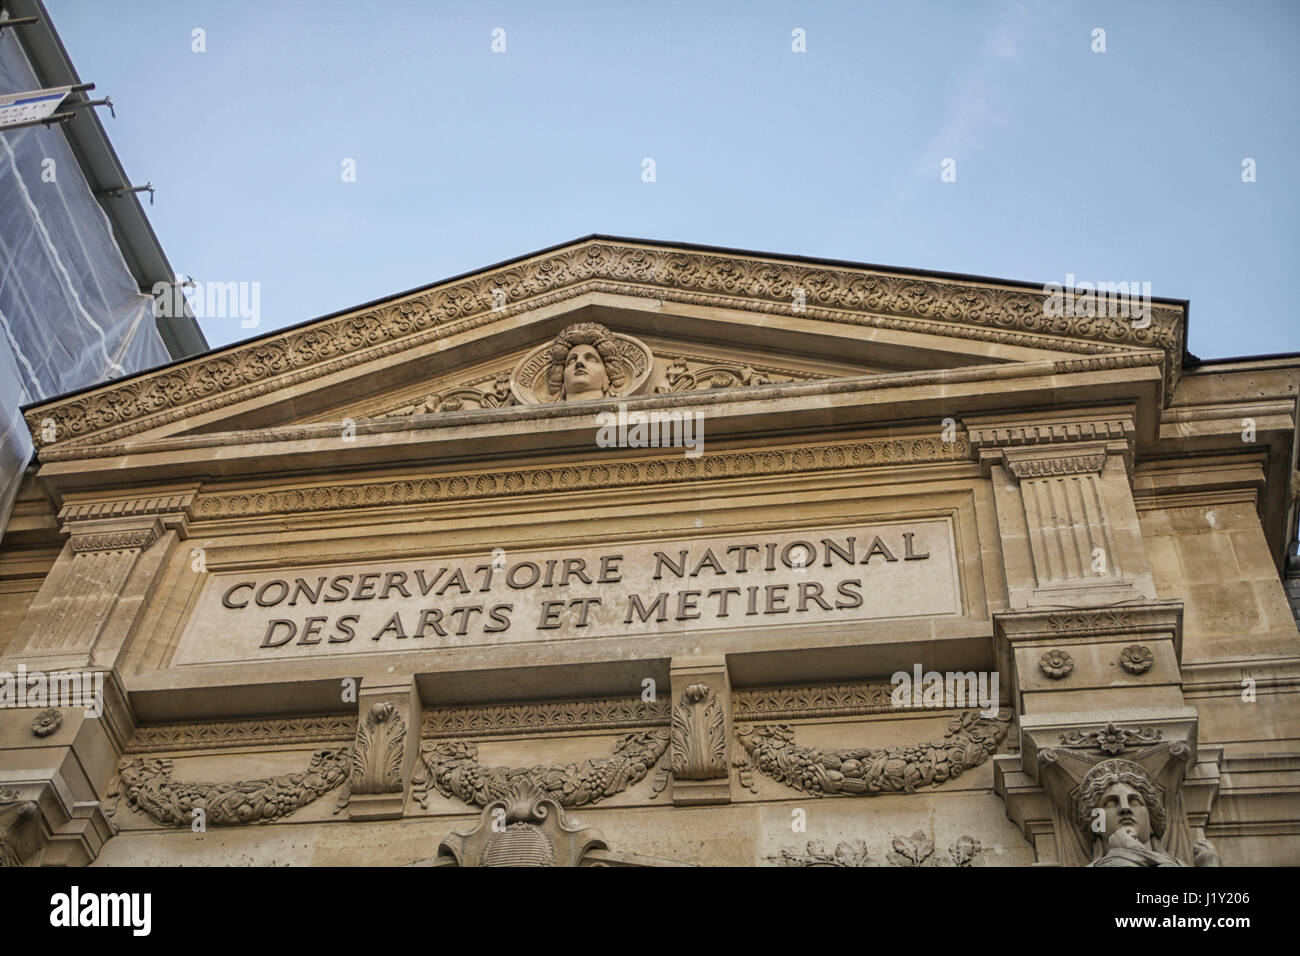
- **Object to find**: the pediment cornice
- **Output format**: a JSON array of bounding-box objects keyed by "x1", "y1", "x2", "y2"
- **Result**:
[{"x1": 23, "y1": 238, "x2": 1185, "y2": 452}]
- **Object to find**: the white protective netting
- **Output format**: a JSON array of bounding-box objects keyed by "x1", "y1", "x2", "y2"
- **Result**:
[{"x1": 0, "y1": 28, "x2": 172, "y2": 542}]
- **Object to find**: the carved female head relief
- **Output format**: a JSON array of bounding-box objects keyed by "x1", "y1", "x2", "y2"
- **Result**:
[
  {"x1": 1076, "y1": 758, "x2": 1170, "y2": 862},
  {"x1": 509, "y1": 321, "x2": 653, "y2": 404},
  {"x1": 549, "y1": 322, "x2": 623, "y2": 401}
]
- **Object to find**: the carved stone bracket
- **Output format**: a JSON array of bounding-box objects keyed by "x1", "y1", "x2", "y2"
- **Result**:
[
  {"x1": 348, "y1": 702, "x2": 406, "y2": 795},
  {"x1": 734, "y1": 710, "x2": 1011, "y2": 797},
  {"x1": 671, "y1": 684, "x2": 727, "y2": 780},
  {"x1": 0, "y1": 791, "x2": 44, "y2": 866},
  {"x1": 670, "y1": 657, "x2": 733, "y2": 805},
  {"x1": 346, "y1": 681, "x2": 419, "y2": 821}
]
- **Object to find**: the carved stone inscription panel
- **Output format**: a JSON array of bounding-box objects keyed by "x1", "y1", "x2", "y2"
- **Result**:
[{"x1": 172, "y1": 519, "x2": 961, "y2": 664}]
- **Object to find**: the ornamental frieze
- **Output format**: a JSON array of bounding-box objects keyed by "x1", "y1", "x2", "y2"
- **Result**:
[
  {"x1": 25, "y1": 240, "x2": 1183, "y2": 450},
  {"x1": 766, "y1": 834, "x2": 985, "y2": 867},
  {"x1": 422, "y1": 695, "x2": 669, "y2": 739},
  {"x1": 187, "y1": 435, "x2": 971, "y2": 520},
  {"x1": 125, "y1": 714, "x2": 354, "y2": 753}
]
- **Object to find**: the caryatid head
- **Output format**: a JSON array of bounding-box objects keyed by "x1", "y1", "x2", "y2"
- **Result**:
[
  {"x1": 1077, "y1": 759, "x2": 1167, "y2": 853},
  {"x1": 547, "y1": 322, "x2": 624, "y2": 401}
]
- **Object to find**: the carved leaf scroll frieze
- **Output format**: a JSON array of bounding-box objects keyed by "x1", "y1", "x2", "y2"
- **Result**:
[
  {"x1": 422, "y1": 695, "x2": 669, "y2": 739},
  {"x1": 735, "y1": 710, "x2": 1011, "y2": 797},
  {"x1": 27, "y1": 239, "x2": 1184, "y2": 452},
  {"x1": 125, "y1": 714, "x2": 354, "y2": 753},
  {"x1": 411, "y1": 728, "x2": 670, "y2": 810}
]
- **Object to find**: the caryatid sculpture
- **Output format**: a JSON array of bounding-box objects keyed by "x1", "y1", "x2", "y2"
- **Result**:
[
  {"x1": 547, "y1": 322, "x2": 625, "y2": 402},
  {"x1": 1076, "y1": 758, "x2": 1219, "y2": 867}
]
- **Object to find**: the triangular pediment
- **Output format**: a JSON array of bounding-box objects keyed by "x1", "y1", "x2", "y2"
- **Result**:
[{"x1": 24, "y1": 236, "x2": 1185, "y2": 456}]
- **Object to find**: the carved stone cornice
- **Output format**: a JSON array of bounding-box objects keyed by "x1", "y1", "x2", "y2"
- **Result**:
[
  {"x1": 66, "y1": 520, "x2": 163, "y2": 554},
  {"x1": 422, "y1": 695, "x2": 669, "y2": 739},
  {"x1": 995, "y1": 601, "x2": 1184, "y2": 644},
  {"x1": 56, "y1": 488, "x2": 199, "y2": 523},
  {"x1": 965, "y1": 412, "x2": 1136, "y2": 451},
  {"x1": 58, "y1": 485, "x2": 199, "y2": 548},
  {"x1": 25, "y1": 239, "x2": 1184, "y2": 450},
  {"x1": 189, "y1": 434, "x2": 972, "y2": 520},
  {"x1": 125, "y1": 714, "x2": 354, "y2": 753}
]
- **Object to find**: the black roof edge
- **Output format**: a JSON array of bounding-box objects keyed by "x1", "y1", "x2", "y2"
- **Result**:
[
  {"x1": 5, "y1": 0, "x2": 207, "y2": 360},
  {"x1": 1189, "y1": 350, "x2": 1300, "y2": 366}
]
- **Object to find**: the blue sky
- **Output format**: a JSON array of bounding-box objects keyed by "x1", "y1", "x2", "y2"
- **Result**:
[{"x1": 48, "y1": 0, "x2": 1300, "y2": 357}]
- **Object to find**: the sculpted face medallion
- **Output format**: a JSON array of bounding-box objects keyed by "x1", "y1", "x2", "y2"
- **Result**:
[{"x1": 509, "y1": 321, "x2": 653, "y2": 404}]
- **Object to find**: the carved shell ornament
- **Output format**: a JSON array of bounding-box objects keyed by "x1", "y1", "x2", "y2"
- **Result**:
[
  {"x1": 1039, "y1": 649, "x2": 1074, "y2": 679},
  {"x1": 1119, "y1": 644, "x2": 1154, "y2": 674},
  {"x1": 509, "y1": 321, "x2": 654, "y2": 404}
]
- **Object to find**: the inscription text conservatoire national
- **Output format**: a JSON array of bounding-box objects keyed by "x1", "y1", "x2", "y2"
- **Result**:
[{"x1": 173, "y1": 520, "x2": 960, "y2": 664}]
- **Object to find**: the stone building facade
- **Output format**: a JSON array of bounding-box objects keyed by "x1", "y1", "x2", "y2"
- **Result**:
[{"x1": 1, "y1": 237, "x2": 1297, "y2": 867}]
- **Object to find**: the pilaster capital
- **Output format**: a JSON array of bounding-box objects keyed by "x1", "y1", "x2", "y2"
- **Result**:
[
  {"x1": 57, "y1": 483, "x2": 201, "y2": 545},
  {"x1": 966, "y1": 408, "x2": 1136, "y2": 478}
]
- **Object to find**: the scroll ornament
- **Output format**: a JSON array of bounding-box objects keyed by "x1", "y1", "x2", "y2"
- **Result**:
[
  {"x1": 411, "y1": 728, "x2": 670, "y2": 810},
  {"x1": 106, "y1": 749, "x2": 350, "y2": 826},
  {"x1": 734, "y1": 710, "x2": 1012, "y2": 796}
]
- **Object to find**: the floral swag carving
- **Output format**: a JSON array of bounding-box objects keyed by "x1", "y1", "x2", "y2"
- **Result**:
[
  {"x1": 734, "y1": 710, "x2": 1012, "y2": 796},
  {"x1": 410, "y1": 728, "x2": 670, "y2": 810},
  {"x1": 106, "y1": 749, "x2": 350, "y2": 826}
]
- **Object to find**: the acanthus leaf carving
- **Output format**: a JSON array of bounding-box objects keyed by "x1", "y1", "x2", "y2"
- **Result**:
[
  {"x1": 348, "y1": 702, "x2": 406, "y2": 795},
  {"x1": 670, "y1": 684, "x2": 727, "y2": 780}
]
